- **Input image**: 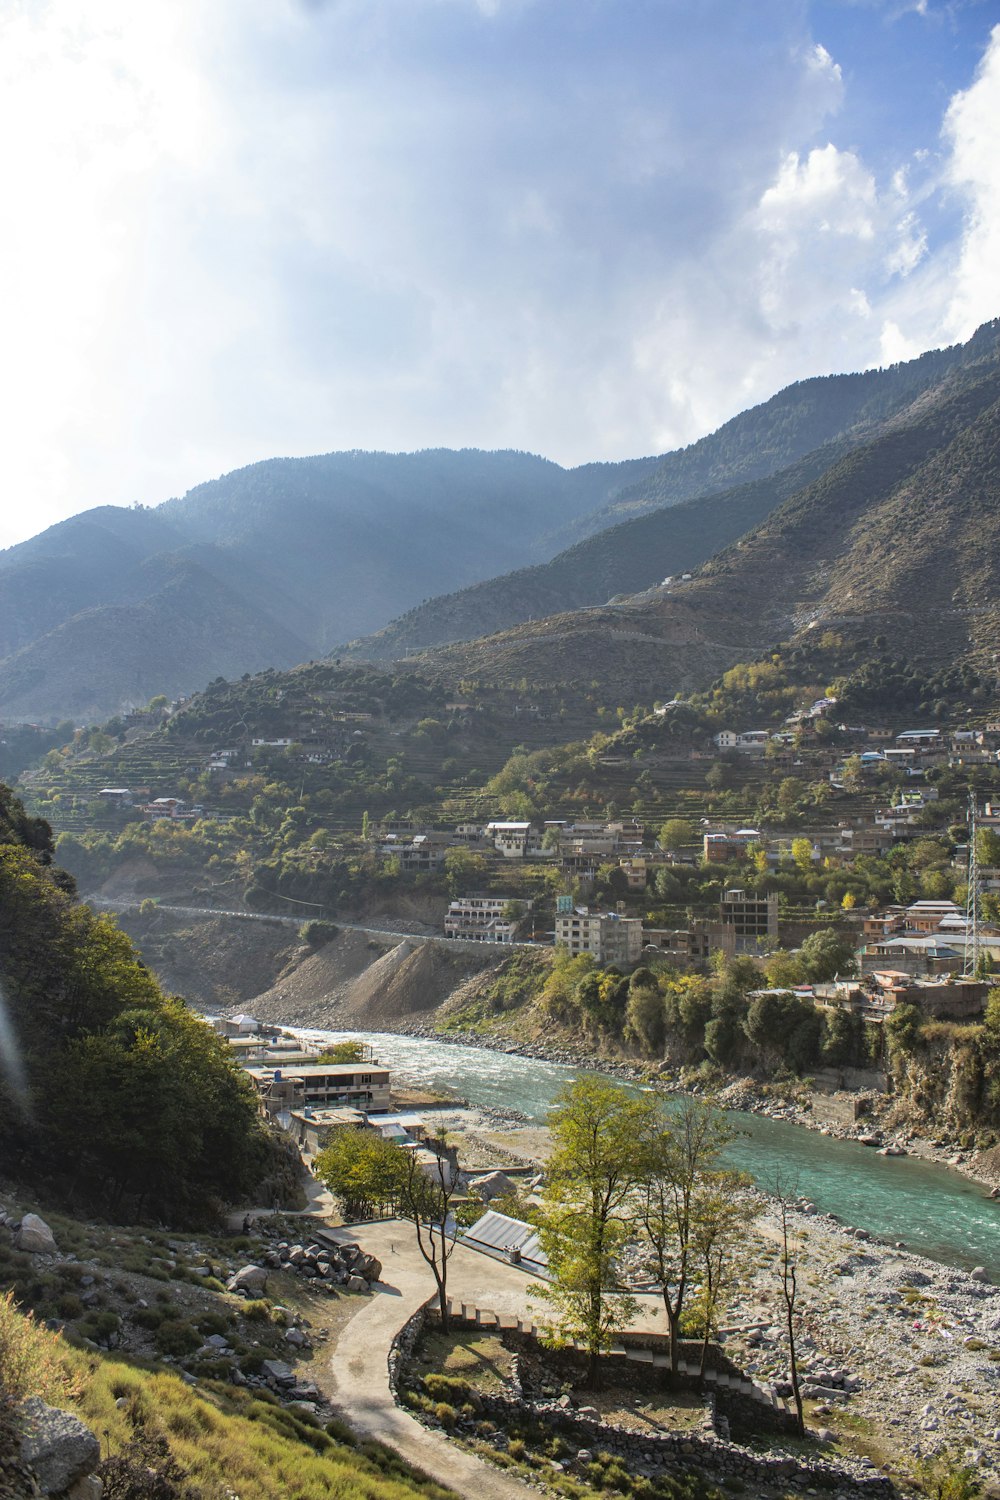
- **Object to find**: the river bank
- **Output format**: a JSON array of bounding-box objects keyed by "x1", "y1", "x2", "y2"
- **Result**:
[
  {"x1": 344, "y1": 1093, "x2": 1000, "y2": 1486},
  {"x1": 350, "y1": 1015, "x2": 1000, "y2": 1198}
]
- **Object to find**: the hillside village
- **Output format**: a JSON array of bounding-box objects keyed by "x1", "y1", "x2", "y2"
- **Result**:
[{"x1": 21, "y1": 691, "x2": 1000, "y2": 1026}]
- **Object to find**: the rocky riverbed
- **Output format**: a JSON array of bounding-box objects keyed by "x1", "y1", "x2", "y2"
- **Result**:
[
  {"x1": 425, "y1": 1101, "x2": 1000, "y2": 1487},
  {"x1": 721, "y1": 1199, "x2": 1000, "y2": 1485}
]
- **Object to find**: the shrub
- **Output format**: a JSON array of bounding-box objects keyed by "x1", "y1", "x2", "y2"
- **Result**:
[
  {"x1": 131, "y1": 1307, "x2": 165, "y2": 1331},
  {"x1": 0, "y1": 1289, "x2": 67, "y2": 1409},
  {"x1": 79, "y1": 1310, "x2": 121, "y2": 1345},
  {"x1": 241, "y1": 1300, "x2": 270, "y2": 1324},
  {"x1": 153, "y1": 1320, "x2": 201, "y2": 1358},
  {"x1": 422, "y1": 1373, "x2": 471, "y2": 1403}
]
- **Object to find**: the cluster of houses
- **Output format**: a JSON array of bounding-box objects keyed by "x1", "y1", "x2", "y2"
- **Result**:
[{"x1": 210, "y1": 1018, "x2": 518, "y2": 1196}]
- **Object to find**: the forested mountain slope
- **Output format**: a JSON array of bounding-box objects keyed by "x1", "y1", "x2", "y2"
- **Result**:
[
  {"x1": 404, "y1": 360, "x2": 1000, "y2": 700},
  {"x1": 0, "y1": 783, "x2": 276, "y2": 1221},
  {"x1": 0, "y1": 449, "x2": 659, "y2": 722},
  {"x1": 342, "y1": 321, "x2": 1000, "y2": 661},
  {"x1": 340, "y1": 444, "x2": 846, "y2": 661}
]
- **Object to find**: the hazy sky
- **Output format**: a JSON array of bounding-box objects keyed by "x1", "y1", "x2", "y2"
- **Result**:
[{"x1": 1, "y1": 0, "x2": 998, "y2": 550}]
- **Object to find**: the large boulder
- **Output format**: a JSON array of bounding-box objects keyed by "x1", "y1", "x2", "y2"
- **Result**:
[
  {"x1": 469, "y1": 1171, "x2": 516, "y2": 1202},
  {"x1": 227, "y1": 1264, "x2": 268, "y2": 1294},
  {"x1": 15, "y1": 1213, "x2": 58, "y2": 1255},
  {"x1": 355, "y1": 1253, "x2": 382, "y2": 1283},
  {"x1": 19, "y1": 1397, "x2": 100, "y2": 1495}
]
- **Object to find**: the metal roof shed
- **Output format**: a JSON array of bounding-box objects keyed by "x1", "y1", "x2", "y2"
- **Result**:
[{"x1": 461, "y1": 1210, "x2": 549, "y2": 1276}]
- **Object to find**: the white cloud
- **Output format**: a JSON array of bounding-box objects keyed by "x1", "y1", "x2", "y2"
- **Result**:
[
  {"x1": 0, "y1": 1, "x2": 994, "y2": 553},
  {"x1": 942, "y1": 24, "x2": 1000, "y2": 337},
  {"x1": 757, "y1": 145, "x2": 876, "y2": 240}
]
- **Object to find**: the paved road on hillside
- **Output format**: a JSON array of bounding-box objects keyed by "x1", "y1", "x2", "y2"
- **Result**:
[
  {"x1": 85, "y1": 895, "x2": 536, "y2": 952},
  {"x1": 321, "y1": 1219, "x2": 540, "y2": 1500}
]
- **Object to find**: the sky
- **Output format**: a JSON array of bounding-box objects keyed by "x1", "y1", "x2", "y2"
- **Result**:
[{"x1": 0, "y1": 0, "x2": 998, "y2": 550}]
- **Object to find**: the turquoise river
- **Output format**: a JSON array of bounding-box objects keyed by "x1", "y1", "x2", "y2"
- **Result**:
[{"x1": 301, "y1": 1030, "x2": 1000, "y2": 1281}]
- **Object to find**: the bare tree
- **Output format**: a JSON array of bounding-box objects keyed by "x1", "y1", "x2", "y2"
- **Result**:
[
  {"x1": 774, "y1": 1179, "x2": 805, "y2": 1436},
  {"x1": 401, "y1": 1142, "x2": 460, "y2": 1332}
]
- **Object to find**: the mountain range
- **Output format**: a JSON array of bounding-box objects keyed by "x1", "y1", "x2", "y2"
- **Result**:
[
  {"x1": 400, "y1": 341, "x2": 1000, "y2": 701},
  {"x1": 3, "y1": 319, "x2": 1000, "y2": 722}
]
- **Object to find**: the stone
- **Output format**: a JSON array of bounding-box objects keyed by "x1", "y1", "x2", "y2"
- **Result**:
[
  {"x1": 19, "y1": 1397, "x2": 101, "y2": 1495},
  {"x1": 15, "y1": 1213, "x2": 58, "y2": 1255},
  {"x1": 970, "y1": 1267, "x2": 991, "y2": 1283},
  {"x1": 206, "y1": 1334, "x2": 230, "y2": 1349},
  {"x1": 355, "y1": 1253, "x2": 382, "y2": 1283},
  {"x1": 227, "y1": 1264, "x2": 268, "y2": 1293},
  {"x1": 262, "y1": 1359, "x2": 296, "y2": 1387},
  {"x1": 345, "y1": 1274, "x2": 369, "y2": 1293},
  {"x1": 469, "y1": 1170, "x2": 517, "y2": 1201},
  {"x1": 66, "y1": 1479, "x2": 104, "y2": 1500},
  {"x1": 285, "y1": 1327, "x2": 307, "y2": 1347}
]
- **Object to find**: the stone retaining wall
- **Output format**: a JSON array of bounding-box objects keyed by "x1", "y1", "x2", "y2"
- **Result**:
[{"x1": 401, "y1": 1307, "x2": 894, "y2": 1498}]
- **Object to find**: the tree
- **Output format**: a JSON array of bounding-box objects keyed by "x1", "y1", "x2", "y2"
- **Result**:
[
  {"x1": 315, "y1": 1040, "x2": 368, "y2": 1064},
  {"x1": 625, "y1": 975, "x2": 664, "y2": 1055},
  {"x1": 535, "y1": 1078, "x2": 654, "y2": 1385},
  {"x1": 705, "y1": 763, "x2": 727, "y2": 792},
  {"x1": 638, "y1": 1097, "x2": 736, "y2": 1375},
  {"x1": 777, "y1": 778, "x2": 803, "y2": 816},
  {"x1": 841, "y1": 754, "x2": 863, "y2": 793},
  {"x1": 316, "y1": 1128, "x2": 460, "y2": 1327},
  {"x1": 658, "y1": 818, "x2": 694, "y2": 852},
  {"x1": 800, "y1": 927, "x2": 856, "y2": 982},
  {"x1": 315, "y1": 1128, "x2": 407, "y2": 1220},
  {"x1": 790, "y1": 837, "x2": 814, "y2": 875},
  {"x1": 774, "y1": 1182, "x2": 804, "y2": 1436},
  {"x1": 689, "y1": 1170, "x2": 756, "y2": 1380},
  {"x1": 443, "y1": 846, "x2": 489, "y2": 895},
  {"x1": 399, "y1": 1145, "x2": 460, "y2": 1330}
]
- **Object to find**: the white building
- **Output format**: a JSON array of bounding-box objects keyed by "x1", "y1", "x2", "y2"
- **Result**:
[
  {"x1": 486, "y1": 821, "x2": 534, "y2": 858},
  {"x1": 444, "y1": 895, "x2": 531, "y2": 943}
]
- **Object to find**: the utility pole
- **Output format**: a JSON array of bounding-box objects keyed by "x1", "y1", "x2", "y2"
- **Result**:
[{"x1": 964, "y1": 789, "x2": 980, "y2": 979}]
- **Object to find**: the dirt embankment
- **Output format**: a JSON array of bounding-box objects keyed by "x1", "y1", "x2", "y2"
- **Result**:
[
  {"x1": 247, "y1": 933, "x2": 502, "y2": 1031},
  {"x1": 118, "y1": 908, "x2": 303, "y2": 1010},
  {"x1": 117, "y1": 904, "x2": 510, "y2": 1030}
]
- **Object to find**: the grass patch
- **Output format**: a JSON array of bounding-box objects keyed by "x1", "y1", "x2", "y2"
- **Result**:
[{"x1": 413, "y1": 1330, "x2": 513, "y2": 1393}]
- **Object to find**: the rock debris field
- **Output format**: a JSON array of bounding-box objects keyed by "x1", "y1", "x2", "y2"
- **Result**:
[{"x1": 718, "y1": 1201, "x2": 1000, "y2": 1481}]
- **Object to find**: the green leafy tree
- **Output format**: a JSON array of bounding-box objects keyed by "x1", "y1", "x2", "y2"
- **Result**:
[
  {"x1": 315, "y1": 1128, "x2": 407, "y2": 1220},
  {"x1": 658, "y1": 818, "x2": 694, "y2": 851},
  {"x1": 535, "y1": 1078, "x2": 654, "y2": 1385},
  {"x1": 638, "y1": 1097, "x2": 736, "y2": 1374},
  {"x1": 316, "y1": 1128, "x2": 459, "y2": 1327},
  {"x1": 800, "y1": 927, "x2": 857, "y2": 982},
  {"x1": 689, "y1": 1170, "x2": 757, "y2": 1380},
  {"x1": 315, "y1": 1040, "x2": 368, "y2": 1065}
]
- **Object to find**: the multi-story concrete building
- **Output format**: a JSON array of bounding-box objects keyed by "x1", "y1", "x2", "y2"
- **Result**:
[
  {"x1": 718, "y1": 888, "x2": 779, "y2": 954},
  {"x1": 444, "y1": 895, "x2": 531, "y2": 943},
  {"x1": 554, "y1": 907, "x2": 644, "y2": 966}
]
